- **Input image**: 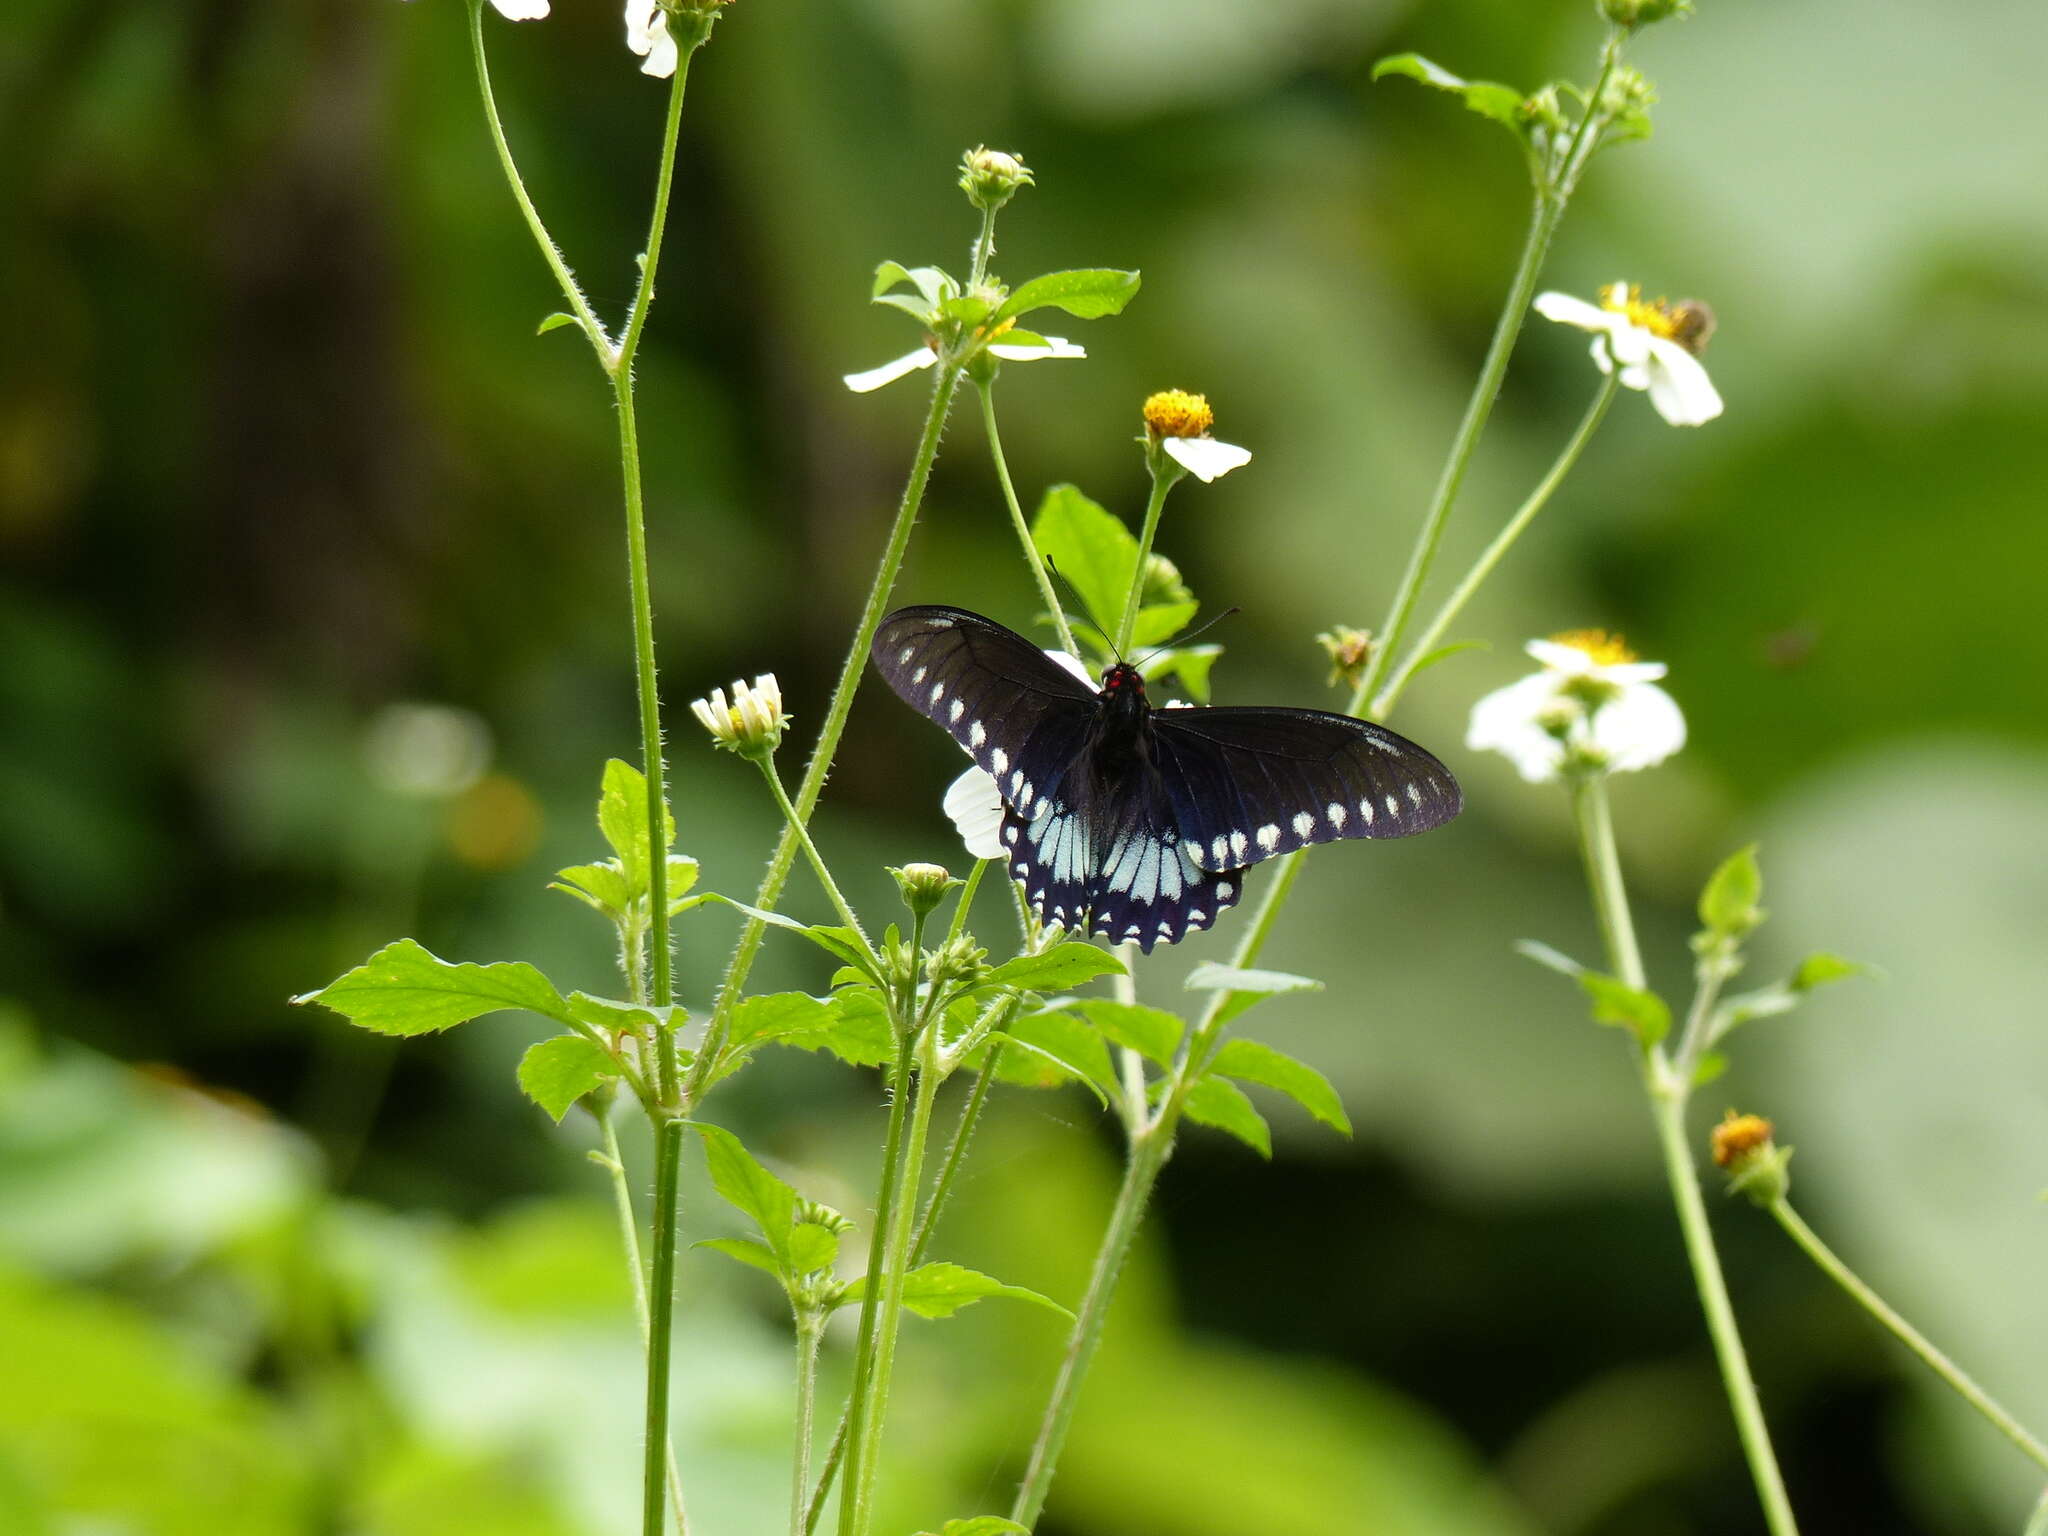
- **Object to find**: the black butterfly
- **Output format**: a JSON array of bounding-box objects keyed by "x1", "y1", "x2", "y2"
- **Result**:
[{"x1": 871, "y1": 606, "x2": 1462, "y2": 951}]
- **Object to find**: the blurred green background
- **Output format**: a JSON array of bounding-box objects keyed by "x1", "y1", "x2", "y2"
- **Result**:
[{"x1": 4, "y1": 0, "x2": 2047, "y2": 1531}]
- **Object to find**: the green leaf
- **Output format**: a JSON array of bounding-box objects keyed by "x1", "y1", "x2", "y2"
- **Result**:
[
  {"x1": 1692, "y1": 1050, "x2": 1729, "y2": 1087},
  {"x1": 1076, "y1": 1000, "x2": 1183, "y2": 1065},
  {"x1": 516, "y1": 1035, "x2": 615, "y2": 1122},
  {"x1": 1183, "y1": 962, "x2": 1323, "y2": 1029},
  {"x1": 702, "y1": 895, "x2": 881, "y2": 982},
  {"x1": 972, "y1": 1008, "x2": 1116, "y2": 1101},
  {"x1": 1698, "y1": 843, "x2": 1765, "y2": 940},
  {"x1": 871, "y1": 261, "x2": 956, "y2": 311},
  {"x1": 980, "y1": 941, "x2": 1124, "y2": 995},
  {"x1": 1182, "y1": 1075, "x2": 1272, "y2": 1158},
  {"x1": 1208, "y1": 1039, "x2": 1350, "y2": 1135},
  {"x1": 1371, "y1": 53, "x2": 1527, "y2": 130},
  {"x1": 1030, "y1": 484, "x2": 1136, "y2": 637},
  {"x1": 1578, "y1": 972, "x2": 1671, "y2": 1047},
  {"x1": 1793, "y1": 952, "x2": 1863, "y2": 991},
  {"x1": 1129, "y1": 600, "x2": 1199, "y2": 649},
  {"x1": 726, "y1": 991, "x2": 838, "y2": 1050},
  {"x1": 535, "y1": 311, "x2": 577, "y2": 335},
  {"x1": 294, "y1": 937, "x2": 574, "y2": 1036},
  {"x1": 787, "y1": 1222, "x2": 840, "y2": 1275},
  {"x1": 994, "y1": 268, "x2": 1141, "y2": 323},
  {"x1": 1404, "y1": 639, "x2": 1489, "y2": 681},
  {"x1": 835, "y1": 1262, "x2": 1072, "y2": 1321},
  {"x1": 692, "y1": 1124, "x2": 797, "y2": 1263},
  {"x1": 695, "y1": 1236, "x2": 783, "y2": 1278},
  {"x1": 597, "y1": 759, "x2": 673, "y2": 897},
  {"x1": 1514, "y1": 939, "x2": 1587, "y2": 978},
  {"x1": 771, "y1": 986, "x2": 898, "y2": 1068},
  {"x1": 1140, "y1": 644, "x2": 1221, "y2": 704},
  {"x1": 550, "y1": 860, "x2": 630, "y2": 915},
  {"x1": 939, "y1": 293, "x2": 993, "y2": 327},
  {"x1": 665, "y1": 854, "x2": 701, "y2": 904},
  {"x1": 921, "y1": 1521, "x2": 1031, "y2": 1536},
  {"x1": 566, "y1": 992, "x2": 669, "y2": 1036}
]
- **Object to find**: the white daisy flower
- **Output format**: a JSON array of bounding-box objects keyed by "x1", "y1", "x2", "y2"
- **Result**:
[
  {"x1": 1142, "y1": 390, "x2": 1251, "y2": 482},
  {"x1": 689, "y1": 673, "x2": 788, "y2": 757},
  {"x1": 1533, "y1": 282, "x2": 1723, "y2": 427},
  {"x1": 842, "y1": 334, "x2": 1085, "y2": 394},
  {"x1": 1467, "y1": 631, "x2": 1685, "y2": 783},
  {"x1": 625, "y1": 0, "x2": 678, "y2": 77}
]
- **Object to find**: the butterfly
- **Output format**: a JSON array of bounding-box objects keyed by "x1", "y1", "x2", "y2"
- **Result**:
[{"x1": 871, "y1": 605, "x2": 1463, "y2": 951}]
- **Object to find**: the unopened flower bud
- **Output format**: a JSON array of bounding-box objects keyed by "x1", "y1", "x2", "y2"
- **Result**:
[
  {"x1": 959, "y1": 146, "x2": 1033, "y2": 212},
  {"x1": 1712, "y1": 1109, "x2": 1792, "y2": 1206},
  {"x1": 1599, "y1": 0, "x2": 1693, "y2": 29},
  {"x1": 689, "y1": 673, "x2": 788, "y2": 759},
  {"x1": 892, "y1": 862, "x2": 958, "y2": 919},
  {"x1": 1316, "y1": 626, "x2": 1374, "y2": 689},
  {"x1": 796, "y1": 1197, "x2": 855, "y2": 1237},
  {"x1": 924, "y1": 933, "x2": 988, "y2": 991}
]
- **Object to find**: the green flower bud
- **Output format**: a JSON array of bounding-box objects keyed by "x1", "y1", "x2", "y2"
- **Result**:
[
  {"x1": 1599, "y1": 0, "x2": 1694, "y2": 29},
  {"x1": 1316, "y1": 626, "x2": 1374, "y2": 690},
  {"x1": 959, "y1": 146, "x2": 1033, "y2": 212},
  {"x1": 923, "y1": 933, "x2": 988, "y2": 991},
  {"x1": 892, "y1": 862, "x2": 958, "y2": 919},
  {"x1": 1713, "y1": 1110, "x2": 1793, "y2": 1206}
]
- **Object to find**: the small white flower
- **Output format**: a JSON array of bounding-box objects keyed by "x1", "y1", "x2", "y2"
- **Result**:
[
  {"x1": 944, "y1": 767, "x2": 1006, "y2": 861},
  {"x1": 403, "y1": 0, "x2": 551, "y2": 17},
  {"x1": 1534, "y1": 282, "x2": 1722, "y2": 427},
  {"x1": 842, "y1": 335, "x2": 1084, "y2": 394},
  {"x1": 1142, "y1": 390, "x2": 1250, "y2": 483},
  {"x1": 624, "y1": 0, "x2": 678, "y2": 77},
  {"x1": 689, "y1": 673, "x2": 787, "y2": 757},
  {"x1": 1467, "y1": 631, "x2": 1685, "y2": 783}
]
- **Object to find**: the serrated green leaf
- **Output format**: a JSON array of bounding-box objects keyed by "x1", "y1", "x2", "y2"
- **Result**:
[
  {"x1": 1208, "y1": 1038, "x2": 1350, "y2": 1136},
  {"x1": 727, "y1": 991, "x2": 838, "y2": 1050},
  {"x1": 535, "y1": 311, "x2": 577, "y2": 335},
  {"x1": 771, "y1": 987, "x2": 898, "y2": 1068},
  {"x1": 1183, "y1": 962, "x2": 1323, "y2": 1029},
  {"x1": 550, "y1": 860, "x2": 630, "y2": 914},
  {"x1": 693, "y1": 1124, "x2": 797, "y2": 1263},
  {"x1": 695, "y1": 1236, "x2": 783, "y2": 1278},
  {"x1": 980, "y1": 941, "x2": 1124, "y2": 995},
  {"x1": 1372, "y1": 53, "x2": 1527, "y2": 129},
  {"x1": 834, "y1": 1262, "x2": 1072, "y2": 1321},
  {"x1": 294, "y1": 938, "x2": 573, "y2": 1036},
  {"x1": 598, "y1": 759, "x2": 673, "y2": 897},
  {"x1": 1030, "y1": 485, "x2": 1136, "y2": 637},
  {"x1": 970, "y1": 1009, "x2": 1116, "y2": 1102},
  {"x1": 1792, "y1": 952, "x2": 1863, "y2": 991},
  {"x1": 788, "y1": 1222, "x2": 839, "y2": 1275},
  {"x1": 1515, "y1": 939, "x2": 1587, "y2": 978},
  {"x1": 1075, "y1": 1000, "x2": 1183, "y2": 1065},
  {"x1": 1129, "y1": 600, "x2": 1199, "y2": 649},
  {"x1": 1182, "y1": 1075, "x2": 1271, "y2": 1157},
  {"x1": 994, "y1": 268, "x2": 1140, "y2": 323},
  {"x1": 702, "y1": 895, "x2": 881, "y2": 982},
  {"x1": 1578, "y1": 972, "x2": 1671, "y2": 1047},
  {"x1": 1698, "y1": 844, "x2": 1764, "y2": 940},
  {"x1": 516, "y1": 1035, "x2": 615, "y2": 1122},
  {"x1": 567, "y1": 992, "x2": 670, "y2": 1036},
  {"x1": 1140, "y1": 644, "x2": 1221, "y2": 704}
]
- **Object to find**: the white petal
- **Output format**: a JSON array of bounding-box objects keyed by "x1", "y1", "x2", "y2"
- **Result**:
[
  {"x1": 842, "y1": 346, "x2": 938, "y2": 394},
  {"x1": 624, "y1": 0, "x2": 677, "y2": 77},
  {"x1": 490, "y1": 0, "x2": 550, "y2": 17},
  {"x1": 1524, "y1": 638, "x2": 1596, "y2": 674},
  {"x1": 1587, "y1": 336, "x2": 1617, "y2": 376},
  {"x1": 1603, "y1": 660, "x2": 1668, "y2": 685},
  {"x1": 1615, "y1": 360, "x2": 1652, "y2": 391},
  {"x1": 1044, "y1": 649, "x2": 1095, "y2": 685},
  {"x1": 987, "y1": 335, "x2": 1086, "y2": 361},
  {"x1": 943, "y1": 767, "x2": 1007, "y2": 861},
  {"x1": 1642, "y1": 338, "x2": 1723, "y2": 426},
  {"x1": 1602, "y1": 320, "x2": 1653, "y2": 367},
  {"x1": 1162, "y1": 436, "x2": 1253, "y2": 483},
  {"x1": 1466, "y1": 673, "x2": 1568, "y2": 784},
  {"x1": 1593, "y1": 682, "x2": 1687, "y2": 772},
  {"x1": 1533, "y1": 292, "x2": 1610, "y2": 332}
]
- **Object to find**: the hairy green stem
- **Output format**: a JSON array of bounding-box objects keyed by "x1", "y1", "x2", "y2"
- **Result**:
[
  {"x1": 1568, "y1": 777, "x2": 1645, "y2": 990},
  {"x1": 802, "y1": 1413, "x2": 848, "y2": 1536},
  {"x1": 691, "y1": 364, "x2": 964, "y2": 1103},
  {"x1": 1374, "y1": 370, "x2": 1619, "y2": 717},
  {"x1": 757, "y1": 758, "x2": 876, "y2": 960},
  {"x1": 979, "y1": 381, "x2": 1080, "y2": 657},
  {"x1": 910, "y1": 1042, "x2": 1002, "y2": 1265},
  {"x1": 598, "y1": 1108, "x2": 688, "y2": 1527},
  {"x1": 790, "y1": 1316, "x2": 825, "y2": 1536},
  {"x1": 642, "y1": 1118, "x2": 688, "y2": 1536},
  {"x1": 1769, "y1": 1201, "x2": 2048, "y2": 1472}
]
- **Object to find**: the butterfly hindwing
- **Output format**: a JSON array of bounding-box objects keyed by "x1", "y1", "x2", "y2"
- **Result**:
[{"x1": 1150, "y1": 706, "x2": 1462, "y2": 871}]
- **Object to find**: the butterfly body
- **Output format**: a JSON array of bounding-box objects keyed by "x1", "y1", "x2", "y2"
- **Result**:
[{"x1": 872, "y1": 606, "x2": 1461, "y2": 951}]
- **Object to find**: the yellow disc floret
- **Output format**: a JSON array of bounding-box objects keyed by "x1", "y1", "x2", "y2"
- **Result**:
[
  {"x1": 1142, "y1": 389, "x2": 1214, "y2": 439},
  {"x1": 1549, "y1": 629, "x2": 1638, "y2": 667},
  {"x1": 1711, "y1": 1111, "x2": 1775, "y2": 1169},
  {"x1": 1598, "y1": 283, "x2": 1716, "y2": 356}
]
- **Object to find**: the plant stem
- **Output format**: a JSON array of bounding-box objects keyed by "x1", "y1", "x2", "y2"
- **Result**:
[
  {"x1": 909, "y1": 1044, "x2": 1001, "y2": 1265},
  {"x1": 464, "y1": 0, "x2": 610, "y2": 359},
  {"x1": 979, "y1": 380, "x2": 1080, "y2": 657},
  {"x1": 1374, "y1": 371, "x2": 1619, "y2": 718},
  {"x1": 691, "y1": 363, "x2": 964, "y2": 1103},
  {"x1": 1569, "y1": 776, "x2": 1645, "y2": 990},
  {"x1": 842, "y1": 1040, "x2": 943, "y2": 1536},
  {"x1": 2027, "y1": 1486, "x2": 2048, "y2": 1536},
  {"x1": 968, "y1": 203, "x2": 1001, "y2": 288},
  {"x1": 642, "y1": 1117, "x2": 688, "y2": 1536},
  {"x1": 617, "y1": 29, "x2": 703, "y2": 369},
  {"x1": 757, "y1": 758, "x2": 876, "y2": 960},
  {"x1": 1010, "y1": 1125, "x2": 1168, "y2": 1529},
  {"x1": 790, "y1": 1316, "x2": 825, "y2": 1536},
  {"x1": 947, "y1": 859, "x2": 989, "y2": 944},
  {"x1": 834, "y1": 1037, "x2": 918, "y2": 1536},
  {"x1": 1649, "y1": 1092, "x2": 1800, "y2": 1536},
  {"x1": 1114, "y1": 467, "x2": 1176, "y2": 656},
  {"x1": 598, "y1": 1107, "x2": 689, "y2": 1527},
  {"x1": 1769, "y1": 1201, "x2": 2048, "y2": 1472}
]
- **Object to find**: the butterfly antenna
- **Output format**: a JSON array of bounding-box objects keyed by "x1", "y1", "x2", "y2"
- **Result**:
[
  {"x1": 1135, "y1": 605, "x2": 1241, "y2": 672},
  {"x1": 1043, "y1": 558, "x2": 1123, "y2": 663}
]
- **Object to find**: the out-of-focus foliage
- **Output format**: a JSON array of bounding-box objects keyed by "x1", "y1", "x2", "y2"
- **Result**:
[{"x1": 3, "y1": 0, "x2": 2045, "y2": 1531}]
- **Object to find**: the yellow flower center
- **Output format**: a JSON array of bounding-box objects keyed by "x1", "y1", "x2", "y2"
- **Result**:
[
  {"x1": 1142, "y1": 389, "x2": 1214, "y2": 439},
  {"x1": 1711, "y1": 1111, "x2": 1775, "y2": 1170},
  {"x1": 1597, "y1": 283, "x2": 1715, "y2": 356},
  {"x1": 1549, "y1": 628, "x2": 1637, "y2": 667}
]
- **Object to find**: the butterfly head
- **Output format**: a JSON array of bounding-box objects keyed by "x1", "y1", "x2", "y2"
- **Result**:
[{"x1": 1098, "y1": 661, "x2": 1150, "y2": 729}]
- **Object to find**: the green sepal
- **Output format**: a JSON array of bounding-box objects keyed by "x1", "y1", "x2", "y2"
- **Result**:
[
  {"x1": 1075, "y1": 1000, "x2": 1183, "y2": 1065},
  {"x1": 833, "y1": 1262, "x2": 1072, "y2": 1321},
  {"x1": 993, "y1": 268, "x2": 1140, "y2": 323},
  {"x1": 517, "y1": 1035, "x2": 616, "y2": 1122},
  {"x1": 1208, "y1": 1038, "x2": 1350, "y2": 1136},
  {"x1": 1181, "y1": 1075, "x2": 1272, "y2": 1158}
]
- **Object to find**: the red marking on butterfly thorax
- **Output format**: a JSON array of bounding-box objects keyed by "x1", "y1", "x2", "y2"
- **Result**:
[{"x1": 1100, "y1": 663, "x2": 1146, "y2": 697}]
